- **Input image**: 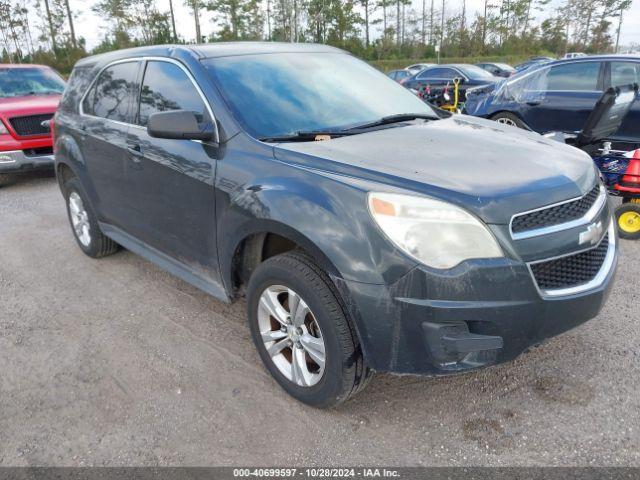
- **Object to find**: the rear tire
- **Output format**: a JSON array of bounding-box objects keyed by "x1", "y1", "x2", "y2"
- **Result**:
[
  {"x1": 247, "y1": 251, "x2": 371, "y2": 408},
  {"x1": 492, "y1": 112, "x2": 527, "y2": 129},
  {"x1": 616, "y1": 203, "x2": 640, "y2": 240},
  {"x1": 62, "y1": 177, "x2": 119, "y2": 258}
]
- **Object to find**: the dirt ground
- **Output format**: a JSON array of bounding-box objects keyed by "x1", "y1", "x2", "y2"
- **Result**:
[{"x1": 1, "y1": 171, "x2": 638, "y2": 466}]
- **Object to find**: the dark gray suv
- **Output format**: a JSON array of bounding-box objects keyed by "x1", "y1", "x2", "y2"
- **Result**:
[{"x1": 54, "y1": 43, "x2": 617, "y2": 407}]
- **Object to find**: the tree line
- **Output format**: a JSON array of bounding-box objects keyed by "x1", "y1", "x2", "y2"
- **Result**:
[{"x1": 0, "y1": 0, "x2": 634, "y2": 73}]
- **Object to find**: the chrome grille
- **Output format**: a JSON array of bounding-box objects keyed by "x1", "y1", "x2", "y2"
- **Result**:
[
  {"x1": 8, "y1": 113, "x2": 53, "y2": 137},
  {"x1": 512, "y1": 185, "x2": 601, "y2": 235},
  {"x1": 530, "y1": 233, "x2": 609, "y2": 290}
]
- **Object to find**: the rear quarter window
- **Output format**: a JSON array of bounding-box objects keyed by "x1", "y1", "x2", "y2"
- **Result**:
[
  {"x1": 82, "y1": 61, "x2": 139, "y2": 123},
  {"x1": 59, "y1": 66, "x2": 94, "y2": 113}
]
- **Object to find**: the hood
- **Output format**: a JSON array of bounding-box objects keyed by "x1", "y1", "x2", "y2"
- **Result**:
[
  {"x1": 0, "y1": 94, "x2": 61, "y2": 117},
  {"x1": 273, "y1": 115, "x2": 597, "y2": 224}
]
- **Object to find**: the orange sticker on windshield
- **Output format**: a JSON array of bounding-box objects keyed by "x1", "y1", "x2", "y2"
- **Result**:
[{"x1": 314, "y1": 135, "x2": 331, "y2": 141}]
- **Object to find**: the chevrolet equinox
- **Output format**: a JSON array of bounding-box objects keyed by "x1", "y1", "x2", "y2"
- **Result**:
[{"x1": 54, "y1": 43, "x2": 618, "y2": 407}]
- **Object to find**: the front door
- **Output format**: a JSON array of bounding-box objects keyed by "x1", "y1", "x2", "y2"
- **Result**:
[{"x1": 124, "y1": 59, "x2": 222, "y2": 287}]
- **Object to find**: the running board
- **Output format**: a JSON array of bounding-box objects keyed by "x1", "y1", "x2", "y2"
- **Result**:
[{"x1": 99, "y1": 223, "x2": 229, "y2": 302}]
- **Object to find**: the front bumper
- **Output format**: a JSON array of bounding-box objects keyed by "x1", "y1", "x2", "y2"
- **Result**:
[
  {"x1": 343, "y1": 222, "x2": 618, "y2": 375},
  {"x1": 0, "y1": 149, "x2": 54, "y2": 173}
]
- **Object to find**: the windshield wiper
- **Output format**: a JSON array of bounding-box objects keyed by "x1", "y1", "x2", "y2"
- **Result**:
[
  {"x1": 343, "y1": 113, "x2": 439, "y2": 131},
  {"x1": 258, "y1": 130, "x2": 359, "y2": 143},
  {"x1": 258, "y1": 113, "x2": 440, "y2": 142}
]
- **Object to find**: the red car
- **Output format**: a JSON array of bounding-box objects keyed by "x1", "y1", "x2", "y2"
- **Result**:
[{"x1": 0, "y1": 64, "x2": 65, "y2": 175}]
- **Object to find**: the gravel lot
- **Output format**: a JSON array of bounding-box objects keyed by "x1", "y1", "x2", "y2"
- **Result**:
[{"x1": 0, "y1": 171, "x2": 639, "y2": 467}]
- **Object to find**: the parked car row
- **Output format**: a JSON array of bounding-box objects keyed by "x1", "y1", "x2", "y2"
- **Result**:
[
  {"x1": 464, "y1": 55, "x2": 640, "y2": 146},
  {"x1": 389, "y1": 54, "x2": 639, "y2": 148}
]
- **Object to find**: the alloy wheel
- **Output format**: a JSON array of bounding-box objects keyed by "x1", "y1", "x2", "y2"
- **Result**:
[
  {"x1": 68, "y1": 191, "x2": 91, "y2": 247},
  {"x1": 496, "y1": 117, "x2": 518, "y2": 127},
  {"x1": 257, "y1": 285, "x2": 326, "y2": 387}
]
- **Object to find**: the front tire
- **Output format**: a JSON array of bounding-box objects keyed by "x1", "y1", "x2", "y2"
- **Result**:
[
  {"x1": 247, "y1": 252, "x2": 371, "y2": 408},
  {"x1": 63, "y1": 177, "x2": 119, "y2": 258},
  {"x1": 492, "y1": 112, "x2": 527, "y2": 129}
]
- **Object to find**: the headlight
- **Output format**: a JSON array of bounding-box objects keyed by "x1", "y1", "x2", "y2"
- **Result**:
[
  {"x1": 0, "y1": 120, "x2": 8, "y2": 135},
  {"x1": 368, "y1": 192, "x2": 503, "y2": 269},
  {"x1": 465, "y1": 84, "x2": 495, "y2": 96}
]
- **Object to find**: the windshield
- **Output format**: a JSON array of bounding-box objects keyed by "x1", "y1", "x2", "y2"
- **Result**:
[
  {"x1": 457, "y1": 65, "x2": 496, "y2": 80},
  {"x1": 0, "y1": 67, "x2": 65, "y2": 98},
  {"x1": 203, "y1": 53, "x2": 436, "y2": 139}
]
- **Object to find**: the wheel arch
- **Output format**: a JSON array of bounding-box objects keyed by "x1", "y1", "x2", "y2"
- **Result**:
[
  {"x1": 490, "y1": 110, "x2": 534, "y2": 131},
  {"x1": 224, "y1": 219, "x2": 343, "y2": 298},
  {"x1": 54, "y1": 131, "x2": 86, "y2": 189},
  {"x1": 225, "y1": 220, "x2": 374, "y2": 365},
  {"x1": 490, "y1": 109, "x2": 524, "y2": 121},
  {"x1": 56, "y1": 161, "x2": 77, "y2": 189}
]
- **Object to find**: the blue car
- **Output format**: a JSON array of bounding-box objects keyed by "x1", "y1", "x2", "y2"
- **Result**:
[
  {"x1": 402, "y1": 64, "x2": 499, "y2": 101},
  {"x1": 464, "y1": 55, "x2": 640, "y2": 146}
]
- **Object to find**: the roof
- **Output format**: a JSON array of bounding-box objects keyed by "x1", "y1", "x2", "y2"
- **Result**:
[
  {"x1": 516, "y1": 54, "x2": 640, "y2": 73},
  {"x1": 192, "y1": 42, "x2": 343, "y2": 58},
  {"x1": 551, "y1": 54, "x2": 640, "y2": 62},
  {"x1": 74, "y1": 42, "x2": 345, "y2": 68},
  {"x1": 0, "y1": 63, "x2": 51, "y2": 69},
  {"x1": 427, "y1": 64, "x2": 481, "y2": 69}
]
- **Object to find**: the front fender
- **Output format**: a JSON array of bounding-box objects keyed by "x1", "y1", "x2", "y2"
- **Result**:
[{"x1": 216, "y1": 137, "x2": 417, "y2": 289}]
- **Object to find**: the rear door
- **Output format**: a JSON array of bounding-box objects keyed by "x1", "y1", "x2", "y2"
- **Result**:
[
  {"x1": 519, "y1": 61, "x2": 604, "y2": 133},
  {"x1": 79, "y1": 60, "x2": 140, "y2": 226},
  {"x1": 124, "y1": 59, "x2": 222, "y2": 286},
  {"x1": 607, "y1": 60, "x2": 640, "y2": 145}
]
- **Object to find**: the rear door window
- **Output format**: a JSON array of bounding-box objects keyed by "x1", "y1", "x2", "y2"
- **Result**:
[
  {"x1": 610, "y1": 61, "x2": 640, "y2": 87},
  {"x1": 546, "y1": 62, "x2": 601, "y2": 91},
  {"x1": 136, "y1": 61, "x2": 207, "y2": 127},
  {"x1": 82, "y1": 61, "x2": 139, "y2": 122},
  {"x1": 417, "y1": 68, "x2": 456, "y2": 80}
]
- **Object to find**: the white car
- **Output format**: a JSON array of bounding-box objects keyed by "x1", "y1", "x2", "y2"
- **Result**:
[
  {"x1": 563, "y1": 52, "x2": 587, "y2": 59},
  {"x1": 406, "y1": 63, "x2": 435, "y2": 74}
]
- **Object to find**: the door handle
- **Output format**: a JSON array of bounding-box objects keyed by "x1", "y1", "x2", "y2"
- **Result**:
[
  {"x1": 127, "y1": 145, "x2": 143, "y2": 162},
  {"x1": 526, "y1": 101, "x2": 541, "y2": 106}
]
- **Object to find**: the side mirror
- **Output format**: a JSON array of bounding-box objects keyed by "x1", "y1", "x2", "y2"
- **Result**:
[
  {"x1": 454, "y1": 76, "x2": 466, "y2": 84},
  {"x1": 147, "y1": 110, "x2": 217, "y2": 142}
]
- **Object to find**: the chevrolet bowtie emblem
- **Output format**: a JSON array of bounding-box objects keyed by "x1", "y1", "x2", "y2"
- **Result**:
[{"x1": 579, "y1": 221, "x2": 604, "y2": 246}]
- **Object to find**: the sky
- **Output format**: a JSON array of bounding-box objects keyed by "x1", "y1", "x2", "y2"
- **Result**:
[{"x1": 67, "y1": 0, "x2": 640, "y2": 51}]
